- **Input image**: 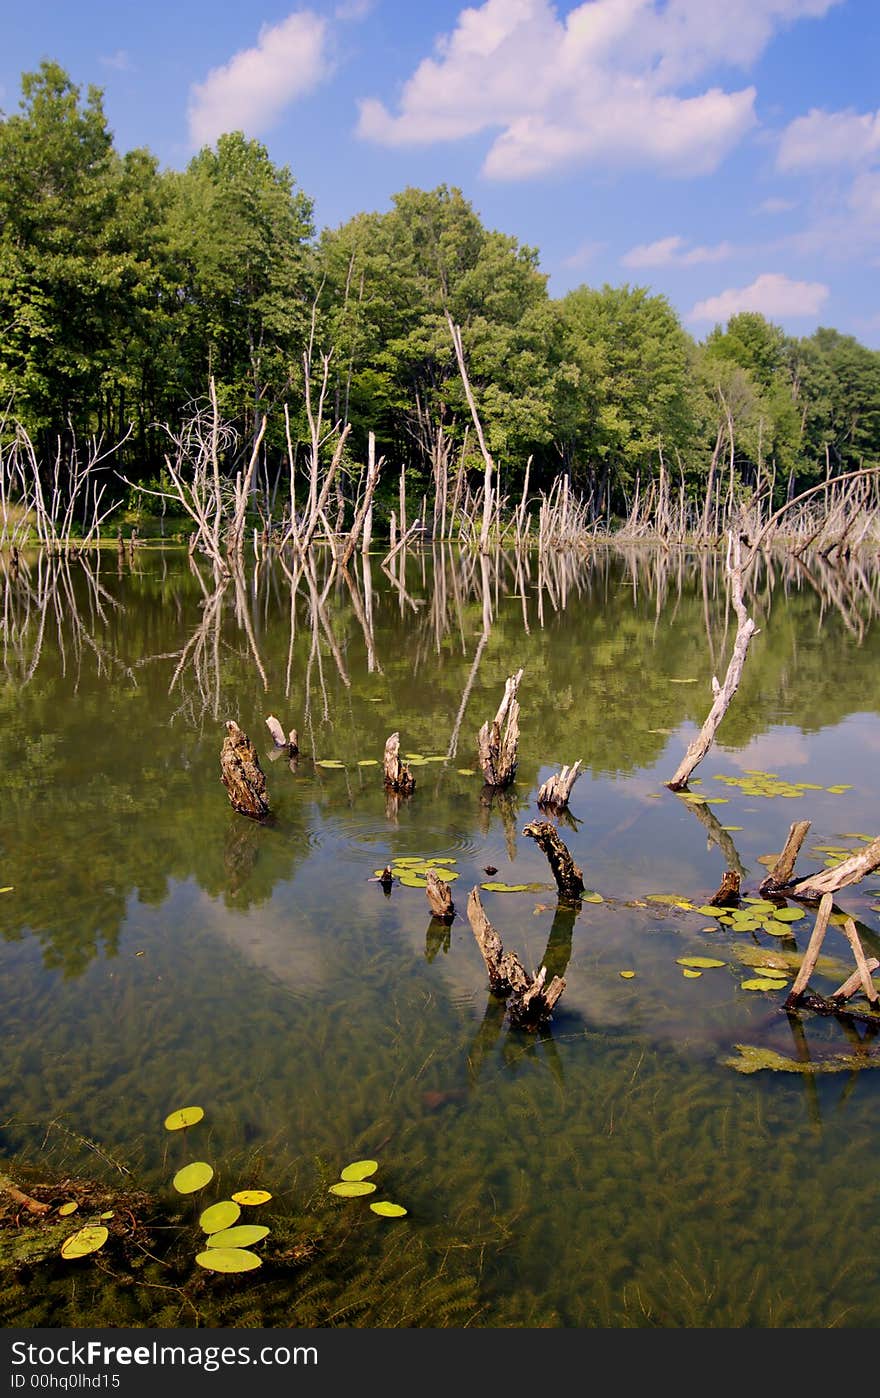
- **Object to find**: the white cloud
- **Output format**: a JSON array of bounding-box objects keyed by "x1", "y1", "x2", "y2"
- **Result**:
[
  {"x1": 188, "y1": 11, "x2": 330, "y2": 148},
  {"x1": 562, "y1": 238, "x2": 607, "y2": 268},
  {"x1": 777, "y1": 106, "x2": 880, "y2": 171},
  {"x1": 357, "y1": 0, "x2": 840, "y2": 179},
  {"x1": 756, "y1": 196, "x2": 796, "y2": 214},
  {"x1": 100, "y1": 50, "x2": 133, "y2": 72},
  {"x1": 621, "y1": 234, "x2": 733, "y2": 267},
  {"x1": 689, "y1": 271, "x2": 828, "y2": 322}
]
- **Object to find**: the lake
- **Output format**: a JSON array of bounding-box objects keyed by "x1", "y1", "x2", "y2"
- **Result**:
[{"x1": 1, "y1": 542, "x2": 879, "y2": 1327}]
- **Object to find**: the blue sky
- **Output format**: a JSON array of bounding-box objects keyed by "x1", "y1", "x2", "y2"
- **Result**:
[{"x1": 3, "y1": 0, "x2": 879, "y2": 345}]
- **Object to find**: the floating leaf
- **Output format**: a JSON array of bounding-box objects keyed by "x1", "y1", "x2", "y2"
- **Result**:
[
  {"x1": 340, "y1": 1160, "x2": 378, "y2": 1182},
  {"x1": 741, "y1": 978, "x2": 786, "y2": 992},
  {"x1": 457, "y1": 769, "x2": 476, "y2": 775},
  {"x1": 316, "y1": 759, "x2": 345, "y2": 769},
  {"x1": 676, "y1": 957, "x2": 726, "y2": 969},
  {"x1": 231, "y1": 1190, "x2": 272, "y2": 1206},
  {"x1": 762, "y1": 924, "x2": 796, "y2": 938},
  {"x1": 195, "y1": 1248, "x2": 261, "y2": 1273},
  {"x1": 164, "y1": 1105, "x2": 204, "y2": 1131},
  {"x1": 99, "y1": 1211, "x2": 115, "y2": 1220},
  {"x1": 770, "y1": 908, "x2": 805, "y2": 923},
  {"x1": 731, "y1": 919, "x2": 763, "y2": 932},
  {"x1": 60, "y1": 1226, "x2": 108, "y2": 1260},
  {"x1": 682, "y1": 969, "x2": 702, "y2": 978},
  {"x1": 357, "y1": 759, "x2": 379, "y2": 767},
  {"x1": 583, "y1": 892, "x2": 604, "y2": 903},
  {"x1": 200, "y1": 1200, "x2": 241, "y2": 1234},
  {"x1": 172, "y1": 1162, "x2": 214, "y2": 1195},
  {"x1": 480, "y1": 882, "x2": 530, "y2": 893},
  {"x1": 370, "y1": 1202, "x2": 407, "y2": 1218},
  {"x1": 58, "y1": 1201, "x2": 78, "y2": 1216},
  {"x1": 680, "y1": 793, "x2": 707, "y2": 804},
  {"x1": 207, "y1": 1225, "x2": 269, "y2": 1249},
  {"x1": 329, "y1": 1181, "x2": 377, "y2": 1197},
  {"x1": 619, "y1": 970, "x2": 636, "y2": 979},
  {"x1": 0, "y1": 886, "x2": 13, "y2": 893},
  {"x1": 826, "y1": 785, "x2": 852, "y2": 794},
  {"x1": 398, "y1": 872, "x2": 429, "y2": 888},
  {"x1": 721, "y1": 826, "x2": 744, "y2": 831},
  {"x1": 753, "y1": 967, "x2": 788, "y2": 981},
  {"x1": 694, "y1": 905, "x2": 727, "y2": 917}
]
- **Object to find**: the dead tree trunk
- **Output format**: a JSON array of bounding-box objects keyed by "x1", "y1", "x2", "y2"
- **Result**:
[
  {"x1": 383, "y1": 732, "x2": 416, "y2": 795},
  {"x1": 785, "y1": 894, "x2": 834, "y2": 1008},
  {"x1": 759, "y1": 821, "x2": 812, "y2": 896},
  {"x1": 708, "y1": 871, "x2": 741, "y2": 907},
  {"x1": 522, "y1": 820, "x2": 585, "y2": 901},
  {"x1": 425, "y1": 868, "x2": 455, "y2": 922},
  {"x1": 220, "y1": 720, "x2": 270, "y2": 819},
  {"x1": 666, "y1": 534, "x2": 758, "y2": 790},
  {"x1": 478, "y1": 667, "x2": 523, "y2": 789},
  {"x1": 537, "y1": 760, "x2": 583, "y2": 812},
  {"x1": 791, "y1": 836, "x2": 880, "y2": 901},
  {"x1": 266, "y1": 714, "x2": 298, "y2": 753},
  {"x1": 466, "y1": 887, "x2": 565, "y2": 1030}
]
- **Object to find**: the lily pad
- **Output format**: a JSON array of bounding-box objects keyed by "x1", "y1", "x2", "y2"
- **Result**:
[
  {"x1": 340, "y1": 1160, "x2": 379, "y2": 1182},
  {"x1": 357, "y1": 759, "x2": 379, "y2": 767},
  {"x1": 619, "y1": 970, "x2": 636, "y2": 979},
  {"x1": 770, "y1": 907, "x2": 806, "y2": 923},
  {"x1": 583, "y1": 892, "x2": 604, "y2": 903},
  {"x1": 329, "y1": 1181, "x2": 377, "y2": 1197},
  {"x1": 58, "y1": 1201, "x2": 79, "y2": 1216},
  {"x1": 370, "y1": 1202, "x2": 408, "y2": 1218},
  {"x1": 676, "y1": 957, "x2": 726, "y2": 969},
  {"x1": 231, "y1": 1190, "x2": 272, "y2": 1206},
  {"x1": 195, "y1": 1248, "x2": 262, "y2": 1273},
  {"x1": 207, "y1": 1225, "x2": 270, "y2": 1249},
  {"x1": 199, "y1": 1200, "x2": 241, "y2": 1234},
  {"x1": 682, "y1": 969, "x2": 703, "y2": 978},
  {"x1": 172, "y1": 1161, "x2": 214, "y2": 1195},
  {"x1": 481, "y1": 882, "x2": 530, "y2": 893},
  {"x1": 316, "y1": 759, "x2": 345, "y2": 769},
  {"x1": 741, "y1": 978, "x2": 787, "y2": 992},
  {"x1": 164, "y1": 1106, "x2": 204, "y2": 1131},
  {"x1": 398, "y1": 872, "x2": 429, "y2": 888},
  {"x1": 60, "y1": 1226, "x2": 108, "y2": 1260}
]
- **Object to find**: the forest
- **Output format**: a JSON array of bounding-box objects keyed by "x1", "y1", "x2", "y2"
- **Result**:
[{"x1": 2, "y1": 61, "x2": 880, "y2": 526}]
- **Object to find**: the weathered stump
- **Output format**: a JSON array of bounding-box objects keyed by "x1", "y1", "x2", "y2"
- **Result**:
[
  {"x1": 466, "y1": 887, "x2": 565, "y2": 1030},
  {"x1": 708, "y1": 871, "x2": 741, "y2": 907},
  {"x1": 266, "y1": 714, "x2": 299, "y2": 754},
  {"x1": 522, "y1": 820, "x2": 585, "y2": 902},
  {"x1": 383, "y1": 732, "x2": 416, "y2": 794},
  {"x1": 537, "y1": 761, "x2": 583, "y2": 813},
  {"x1": 477, "y1": 668, "x2": 523, "y2": 789},
  {"x1": 758, "y1": 821, "x2": 811, "y2": 896},
  {"x1": 425, "y1": 868, "x2": 455, "y2": 922},
  {"x1": 220, "y1": 720, "x2": 270, "y2": 819}
]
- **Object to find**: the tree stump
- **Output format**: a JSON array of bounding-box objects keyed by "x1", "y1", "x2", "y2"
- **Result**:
[
  {"x1": 477, "y1": 668, "x2": 523, "y2": 789},
  {"x1": 537, "y1": 761, "x2": 583, "y2": 812},
  {"x1": 466, "y1": 888, "x2": 565, "y2": 1030},
  {"x1": 266, "y1": 714, "x2": 298, "y2": 754},
  {"x1": 522, "y1": 821, "x2": 585, "y2": 901},
  {"x1": 220, "y1": 720, "x2": 270, "y2": 819},
  {"x1": 708, "y1": 871, "x2": 741, "y2": 907},
  {"x1": 425, "y1": 868, "x2": 455, "y2": 921},
  {"x1": 383, "y1": 732, "x2": 416, "y2": 794}
]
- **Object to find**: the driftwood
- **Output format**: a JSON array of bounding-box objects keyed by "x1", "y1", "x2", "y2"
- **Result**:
[
  {"x1": 791, "y1": 835, "x2": 880, "y2": 901},
  {"x1": 708, "y1": 871, "x2": 741, "y2": 907},
  {"x1": 785, "y1": 894, "x2": 835, "y2": 1008},
  {"x1": 425, "y1": 868, "x2": 455, "y2": 921},
  {"x1": 466, "y1": 887, "x2": 565, "y2": 1030},
  {"x1": 759, "y1": 821, "x2": 811, "y2": 896},
  {"x1": 477, "y1": 668, "x2": 523, "y2": 789},
  {"x1": 840, "y1": 918, "x2": 879, "y2": 1004},
  {"x1": 522, "y1": 821, "x2": 585, "y2": 901},
  {"x1": 666, "y1": 534, "x2": 758, "y2": 790},
  {"x1": 537, "y1": 761, "x2": 583, "y2": 812},
  {"x1": 265, "y1": 714, "x2": 298, "y2": 754},
  {"x1": 0, "y1": 1173, "x2": 50, "y2": 1215},
  {"x1": 220, "y1": 720, "x2": 270, "y2": 819},
  {"x1": 832, "y1": 957, "x2": 880, "y2": 1001},
  {"x1": 383, "y1": 732, "x2": 416, "y2": 795}
]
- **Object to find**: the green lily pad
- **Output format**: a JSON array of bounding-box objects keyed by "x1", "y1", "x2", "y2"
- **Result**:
[
  {"x1": 770, "y1": 908, "x2": 806, "y2": 923},
  {"x1": 619, "y1": 970, "x2": 636, "y2": 979},
  {"x1": 164, "y1": 1105, "x2": 204, "y2": 1131},
  {"x1": 398, "y1": 872, "x2": 429, "y2": 888},
  {"x1": 200, "y1": 1201, "x2": 241, "y2": 1234},
  {"x1": 481, "y1": 882, "x2": 530, "y2": 892},
  {"x1": 58, "y1": 1201, "x2": 78, "y2": 1216},
  {"x1": 741, "y1": 978, "x2": 787, "y2": 992},
  {"x1": 682, "y1": 968, "x2": 702, "y2": 978},
  {"x1": 60, "y1": 1226, "x2": 108, "y2": 1260},
  {"x1": 583, "y1": 892, "x2": 604, "y2": 903},
  {"x1": 340, "y1": 1160, "x2": 378, "y2": 1182},
  {"x1": 370, "y1": 1202, "x2": 407, "y2": 1218},
  {"x1": 694, "y1": 905, "x2": 727, "y2": 917},
  {"x1": 826, "y1": 785, "x2": 852, "y2": 794},
  {"x1": 207, "y1": 1225, "x2": 270, "y2": 1249},
  {"x1": 316, "y1": 759, "x2": 345, "y2": 769},
  {"x1": 172, "y1": 1162, "x2": 214, "y2": 1195},
  {"x1": 329, "y1": 1181, "x2": 377, "y2": 1197},
  {"x1": 357, "y1": 759, "x2": 379, "y2": 767},
  {"x1": 676, "y1": 957, "x2": 726, "y2": 969},
  {"x1": 195, "y1": 1248, "x2": 262, "y2": 1273},
  {"x1": 231, "y1": 1190, "x2": 272, "y2": 1206}
]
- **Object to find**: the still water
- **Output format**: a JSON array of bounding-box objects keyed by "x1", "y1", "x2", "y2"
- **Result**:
[{"x1": 1, "y1": 544, "x2": 879, "y2": 1327}]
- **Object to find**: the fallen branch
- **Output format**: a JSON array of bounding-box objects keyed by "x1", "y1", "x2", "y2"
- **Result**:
[
  {"x1": 791, "y1": 836, "x2": 880, "y2": 901},
  {"x1": 0, "y1": 1173, "x2": 50, "y2": 1215}
]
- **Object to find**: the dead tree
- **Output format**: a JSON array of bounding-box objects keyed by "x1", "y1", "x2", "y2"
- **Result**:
[
  {"x1": 537, "y1": 760, "x2": 583, "y2": 812},
  {"x1": 383, "y1": 732, "x2": 416, "y2": 795},
  {"x1": 666, "y1": 533, "x2": 758, "y2": 790},
  {"x1": 522, "y1": 820, "x2": 585, "y2": 901},
  {"x1": 425, "y1": 868, "x2": 455, "y2": 922},
  {"x1": 478, "y1": 667, "x2": 523, "y2": 789},
  {"x1": 708, "y1": 871, "x2": 741, "y2": 907},
  {"x1": 791, "y1": 836, "x2": 880, "y2": 901},
  {"x1": 220, "y1": 720, "x2": 270, "y2": 819},
  {"x1": 466, "y1": 887, "x2": 565, "y2": 1030},
  {"x1": 265, "y1": 714, "x2": 299, "y2": 754}
]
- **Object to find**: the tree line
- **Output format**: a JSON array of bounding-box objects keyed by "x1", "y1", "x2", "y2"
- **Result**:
[{"x1": 2, "y1": 62, "x2": 879, "y2": 524}]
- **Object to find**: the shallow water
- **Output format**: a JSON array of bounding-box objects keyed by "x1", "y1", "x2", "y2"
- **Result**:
[{"x1": 1, "y1": 543, "x2": 879, "y2": 1327}]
